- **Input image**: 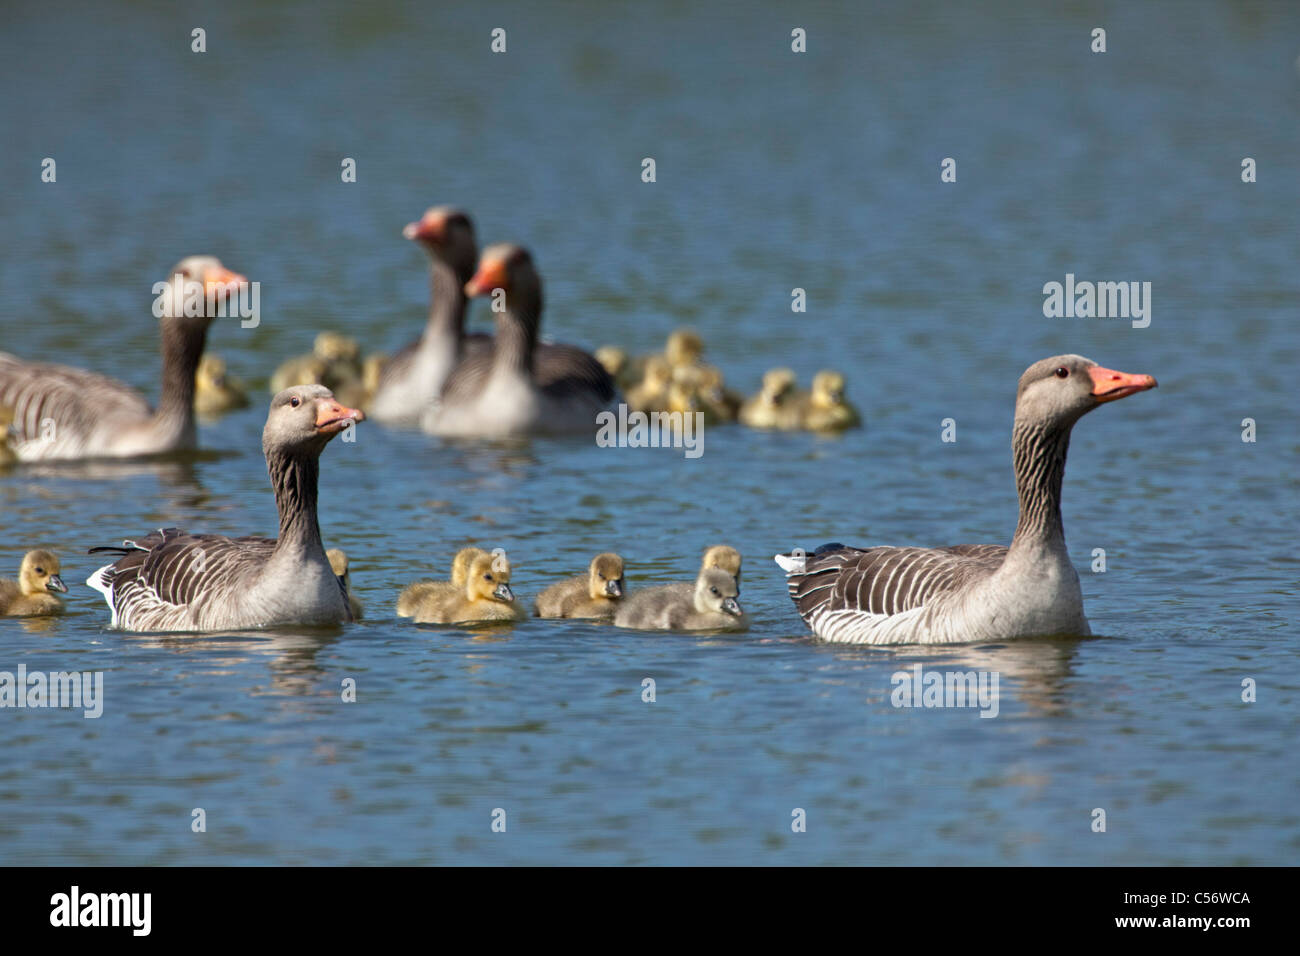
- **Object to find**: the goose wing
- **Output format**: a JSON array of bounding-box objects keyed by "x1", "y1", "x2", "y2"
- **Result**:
[
  {"x1": 0, "y1": 353, "x2": 151, "y2": 456},
  {"x1": 781, "y1": 541, "x2": 1007, "y2": 631},
  {"x1": 535, "y1": 343, "x2": 617, "y2": 404}
]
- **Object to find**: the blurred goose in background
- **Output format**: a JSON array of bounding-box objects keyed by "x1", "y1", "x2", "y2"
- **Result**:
[
  {"x1": 701, "y1": 544, "x2": 742, "y2": 589},
  {"x1": 0, "y1": 405, "x2": 17, "y2": 466},
  {"x1": 614, "y1": 567, "x2": 747, "y2": 632},
  {"x1": 0, "y1": 550, "x2": 68, "y2": 617},
  {"x1": 0, "y1": 256, "x2": 245, "y2": 460},
  {"x1": 796, "y1": 370, "x2": 860, "y2": 432},
  {"x1": 423, "y1": 244, "x2": 616, "y2": 437},
  {"x1": 326, "y1": 548, "x2": 363, "y2": 620},
  {"x1": 396, "y1": 546, "x2": 487, "y2": 617},
  {"x1": 86, "y1": 386, "x2": 364, "y2": 632},
  {"x1": 194, "y1": 353, "x2": 250, "y2": 417},
  {"x1": 405, "y1": 550, "x2": 526, "y2": 624},
  {"x1": 534, "y1": 552, "x2": 625, "y2": 619},
  {"x1": 595, "y1": 346, "x2": 630, "y2": 384},
  {"x1": 269, "y1": 331, "x2": 366, "y2": 395},
  {"x1": 777, "y1": 355, "x2": 1156, "y2": 644},
  {"x1": 370, "y1": 206, "x2": 489, "y2": 423},
  {"x1": 739, "y1": 367, "x2": 803, "y2": 430}
]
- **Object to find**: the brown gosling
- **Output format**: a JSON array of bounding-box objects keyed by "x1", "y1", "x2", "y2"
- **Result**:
[
  {"x1": 534, "y1": 553, "x2": 625, "y2": 619},
  {"x1": 798, "y1": 370, "x2": 861, "y2": 432},
  {"x1": 326, "y1": 548, "x2": 363, "y2": 620},
  {"x1": 613, "y1": 567, "x2": 747, "y2": 632},
  {"x1": 408, "y1": 551, "x2": 526, "y2": 625},
  {"x1": 739, "y1": 367, "x2": 803, "y2": 430},
  {"x1": 0, "y1": 550, "x2": 68, "y2": 617},
  {"x1": 194, "y1": 353, "x2": 250, "y2": 416},
  {"x1": 701, "y1": 544, "x2": 742, "y2": 590},
  {"x1": 396, "y1": 546, "x2": 489, "y2": 618}
]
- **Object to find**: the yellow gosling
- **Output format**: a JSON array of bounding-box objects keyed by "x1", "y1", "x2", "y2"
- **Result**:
[
  {"x1": 798, "y1": 370, "x2": 861, "y2": 432},
  {"x1": 739, "y1": 367, "x2": 803, "y2": 430},
  {"x1": 326, "y1": 548, "x2": 363, "y2": 620},
  {"x1": 0, "y1": 550, "x2": 68, "y2": 617},
  {"x1": 408, "y1": 551, "x2": 526, "y2": 625},
  {"x1": 194, "y1": 353, "x2": 250, "y2": 416},
  {"x1": 701, "y1": 544, "x2": 742, "y2": 589},
  {"x1": 534, "y1": 553, "x2": 625, "y2": 619},
  {"x1": 396, "y1": 546, "x2": 489, "y2": 617}
]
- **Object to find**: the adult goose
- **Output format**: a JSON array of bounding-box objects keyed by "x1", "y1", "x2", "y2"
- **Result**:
[
  {"x1": 776, "y1": 355, "x2": 1156, "y2": 644},
  {"x1": 422, "y1": 244, "x2": 616, "y2": 437},
  {"x1": 86, "y1": 386, "x2": 364, "y2": 632},
  {"x1": 369, "y1": 206, "x2": 490, "y2": 423},
  {"x1": 0, "y1": 256, "x2": 245, "y2": 461}
]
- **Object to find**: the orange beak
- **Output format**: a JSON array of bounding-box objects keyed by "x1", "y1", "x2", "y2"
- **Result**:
[
  {"x1": 464, "y1": 258, "x2": 508, "y2": 297},
  {"x1": 315, "y1": 398, "x2": 365, "y2": 433},
  {"x1": 203, "y1": 266, "x2": 247, "y2": 301},
  {"x1": 1088, "y1": 365, "x2": 1157, "y2": 403},
  {"x1": 402, "y1": 213, "x2": 446, "y2": 243}
]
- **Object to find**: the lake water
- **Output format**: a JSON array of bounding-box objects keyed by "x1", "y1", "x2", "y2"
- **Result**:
[{"x1": 0, "y1": 0, "x2": 1296, "y2": 865}]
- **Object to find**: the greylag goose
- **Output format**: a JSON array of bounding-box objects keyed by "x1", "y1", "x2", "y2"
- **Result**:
[
  {"x1": 776, "y1": 355, "x2": 1156, "y2": 644},
  {"x1": 369, "y1": 206, "x2": 490, "y2": 423},
  {"x1": 404, "y1": 550, "x2": 525, "y2": 624},
  {"x1": 85, "y1": 386, "x2": 364, "y2": 632},
  {"x1": 194, "y1": 353, "x2": 250, "y2": 416},
  {"x1": 0, "y1": 550, "x2": 68, "y2": 617},
  {"x1": 614, "y1": 567, "x2": 747, "y2": 632},
  {"x1": 534, "y1": 552, "x2": 625, "y2": 619},
  {"x1": 326, "y1": 548, "x2": 363, "y2": 620},
  {"x1": 739, "y1": 368, "x2": 803, "y2": 430},
  {"x1": 396, "y1": 546, "x2": 487, "y2": 617},
  {"x1": 796, "y1": 370, "x2": 860, "y2": 432},
  {"x1": 701, "y1": 544, "x2": 742, "y2": 589},
  {"x1": 0, "y1": 256, "x2": 245, "y2": 460},
  {"x1": 422, "y1": 244, "x2": 616, "y2": 437}
]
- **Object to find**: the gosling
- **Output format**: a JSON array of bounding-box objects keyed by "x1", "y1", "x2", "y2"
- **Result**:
[
  {"x1": 326, "y1": 548, "x2": 363, "y2": 620},
  {"x1": 406, "y1": 551, "x2": 525, "y2": 625},
  {"x1": 700, "y1": 544, "x2": 742, "y2": 589},
  {"x1": 0, "y1": 550, "x2": 68, "y2": 617},
  {"x1": 396, "y1": 546, "x2": 487, "y2": 617},
  {"x1": 797, "y1": 370, "x2": 860, "y2": 432},
  {"x1": 534, "y1": 553, "x2": 625, "y2": 620},
  {"x1": 613, "y1": 567, "x2": 747, "y2": 632},
  {"x1": 739, "y1": 368, "x2": 803, "y2": 430},
  {"x1": 194, "y1": 353, "x2": 250, "y2": 416}
]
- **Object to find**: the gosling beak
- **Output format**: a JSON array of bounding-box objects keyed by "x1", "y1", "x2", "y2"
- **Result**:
[
  {"x1": 464, "y1": 258, "x2": 509, "y2": 297},
  {"x1": 493, "y1": 582, "x2": 515, "y2": 603},
  {"x1": 1088, "y1": 365, "x2": 1157, "y2": 403},
  {"x1": 202, "y1": 266, "x2": 247, "y2": 302},
  {"x1": 605, "y1": 579, "x2": 623, "y2": 598},
  {"x1": 46, "y1": 574, "x2": 68, "y2": 594},
  {"x1": 314, "y1": 398, "x2": 365, "y2": 434},
  {"x1": 403, "y1": 214, "x2": 445, "y2": 243},
  {"x1": 722, "y1": 597, "x2": 742, "y2": 617}
]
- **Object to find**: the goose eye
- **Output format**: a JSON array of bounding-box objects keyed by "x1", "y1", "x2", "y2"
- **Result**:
[
  {"x1": 483, "y1": 573, "x2": 492, "y2": 581},
  {"x1": 290, "y1": 396, "x2": 300, "y2": 407},
  {"x1": 1054, "y1": 367, "x2": 1069, "y2": 379},
  {"x1": 710, "y1": 587, "x2": 719, "y2": 596},
  {"x1": 35, "y1": 567, "x2": 44, "y2": 575}
]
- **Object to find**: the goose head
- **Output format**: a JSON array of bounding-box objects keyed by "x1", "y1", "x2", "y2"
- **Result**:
[
  {"x1": 155, "y1": 255, "x2": 247, "y2": 324},
  {"x1": 1014, "y1": 355, "x2": 1156, "y2": 429},
  {"x1": 759, "y1": 367, "x2": 798, "y2": 406},
  {"x1": 263, "y1": 385, "x2": 364, "y2": 456},
  {"x1": 403, "y1": 206, "x2": 479, "y2": 281},
  {"x1": 466, "y1": 552, "x2": 515, "y2": 604},
  {"x1": 450, "y1": 547, "x2": 488, "y2": 587},
  {"x1": 464, "y1": 244, "x2": 542, "y2": 324},
  {"x1": 20, "y1": 550, "x2": 66, "y2": 596},
  {"x1": 701, "y1": 544, "x2": 742, "y2": 588},
  {"x1": 588, "y1": 552, "x2": 625, "y2": 600},
  {"x1": 666, "y1": 329, "x2": 704, "y2": 368},
  {"x1": 694, "y1": 567, "x2": 742, "y2": 617},
  {"x1": 810, "y1": 370, "x2": 848, "y2": 409}
]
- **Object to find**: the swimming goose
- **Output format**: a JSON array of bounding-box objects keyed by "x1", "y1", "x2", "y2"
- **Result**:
[
  {"x1": 395, "y1": 546, "x2": 487, "y2": 617},
  {"x1": 797, "y1": 370, "x2": 860, "y2": 432},
  {"x1": 0, "y1": 256, "x2": 246, "y2": 461},
  {"x1": 613, "y1": 567, "x2": 747, "y2": 632},
  {"x1": 739, "y1": 368, "x2": 803, "y2": 430},
  {"x1": 86, "y1": 385, "x2": 364, "y2": 632},
  {"x1": 0, "y1": 550, "x2": 68, "y2": 617},
  {"x1": 326, "y1": 547, "x2": 363, "y2": 620},
  {"x1": 406, "y1": 550, "x2": 526, "y2": 624},
  {"x1": 422, "y1": 244, "x2": 616, "y2": 437},
  {"x1": 776, "y1": 355, "x2": 1156, "y2": 644},
  {"x1": 194, "y1": 353, "x2": 250, "y2": 417},
  {"x1": 370, "y1": 206, "x2": 490, "y2": 423},
  {"x1": 534, "y1": 552, "x2": 625, "y2": 619},
  {"x1": 701, "y1": 545, "x2": 742, "y2": 589}
]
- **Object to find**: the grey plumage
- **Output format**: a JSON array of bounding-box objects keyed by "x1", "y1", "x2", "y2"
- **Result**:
[{"x1": 614, "y1": 567, "x2": 747, "y2": 632}]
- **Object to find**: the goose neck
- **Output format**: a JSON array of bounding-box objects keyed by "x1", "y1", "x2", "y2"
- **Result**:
[
  {"x1": 1008, "y1": 417, "x2": 1071, "y2": 552},
  {"x1": 267, "y1": 446, "x2": 324, "y2": 556}
]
